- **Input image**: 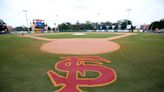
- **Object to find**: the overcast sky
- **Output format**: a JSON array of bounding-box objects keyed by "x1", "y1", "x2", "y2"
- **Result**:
[{"x1": 0, "y1": 0, "x2": 164, "y2": 27}]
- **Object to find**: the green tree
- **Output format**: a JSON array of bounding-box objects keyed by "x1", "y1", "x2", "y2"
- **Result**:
[
  {"x1": 14, "y1": 26, "x2": 28, "y2": 31},
  {"x1": 160, "y1": 19, "x2": 164, "y2": 29},
  {"x1": 150, "y1": 21, "x2": 160, "y2": 30},
  {"x1": 58, "y1": 22, "x2": 73, "y2": 30},
  {"x1": 73, "y1": 21, "x2": 81, "y2": 30},
  {"x1": 149, "y1": 19, "x2": 164, "y2": 30}
]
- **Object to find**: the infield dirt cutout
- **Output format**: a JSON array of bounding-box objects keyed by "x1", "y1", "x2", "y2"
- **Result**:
[{"x1": 20, "y1": 32, "x2": 137, "y2": 55}]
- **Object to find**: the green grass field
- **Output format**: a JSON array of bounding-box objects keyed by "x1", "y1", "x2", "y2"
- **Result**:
[
  {"x1": 37, "y1": 33, "x2": 120, "y2": 39},
  {"x1": 0, "y1": 33, "x2": 164, "y2": 92}
]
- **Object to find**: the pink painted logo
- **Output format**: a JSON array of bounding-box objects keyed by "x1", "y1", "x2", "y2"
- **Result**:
[{"x1": 47, "y1": 56, "x2": 117, "y2": 92}]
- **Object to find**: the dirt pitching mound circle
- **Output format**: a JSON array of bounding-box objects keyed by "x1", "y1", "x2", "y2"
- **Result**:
[{"x1": 41, "y1": 39, "x2": 120, "y2": 55}]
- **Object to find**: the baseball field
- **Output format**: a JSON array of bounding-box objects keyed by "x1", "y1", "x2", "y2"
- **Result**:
[{"x1": 0, "y1": 32, "x2": 164, "y2": 92}]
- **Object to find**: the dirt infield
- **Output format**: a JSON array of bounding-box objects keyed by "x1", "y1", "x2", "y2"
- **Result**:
[
  {"x1": 19, "y1": 33, "x2": 137, "y2": 55},
  {"x1": 41, "y1": 39, "x2": 120, "y2": 54}
]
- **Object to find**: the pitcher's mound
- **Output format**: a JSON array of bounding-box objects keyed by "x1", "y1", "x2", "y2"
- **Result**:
[{"x1": 41, "y1": 39, "x2": 120, "y2": 55}]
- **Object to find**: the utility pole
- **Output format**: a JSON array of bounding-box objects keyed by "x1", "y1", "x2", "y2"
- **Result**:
[{"x1": 22, "y1": 9, "x2": 29, "y2": 33}]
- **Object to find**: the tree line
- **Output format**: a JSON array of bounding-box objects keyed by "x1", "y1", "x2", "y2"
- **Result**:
[
  {"x1": 58, "y1": 19, "x2": 132, "y2": 32},
  {"x1": 149, "y1": 19, "x2": 164, "y2": 30}
]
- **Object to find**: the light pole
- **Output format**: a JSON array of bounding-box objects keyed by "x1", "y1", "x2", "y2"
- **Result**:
[
  {"x1": 97, "y1": 12, "x2": 100, "y2": 31},
  {"x1": 126, "y1": 9, "x2": 132, "y2": 30},
  {"x1": 22, "y1": 9, "x2": 29, "y2": 33},
  {"x1": 56, "y1": 14, "x2": 59, "y2": 32}
]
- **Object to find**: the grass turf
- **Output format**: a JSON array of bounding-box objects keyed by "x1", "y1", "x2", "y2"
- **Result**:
[
  {"x1": 0, "y1": 33, "x2": 164, "y2": 92},
  {"x1": 37, "y1": 33, "x2": 120, "y2": 39}
]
